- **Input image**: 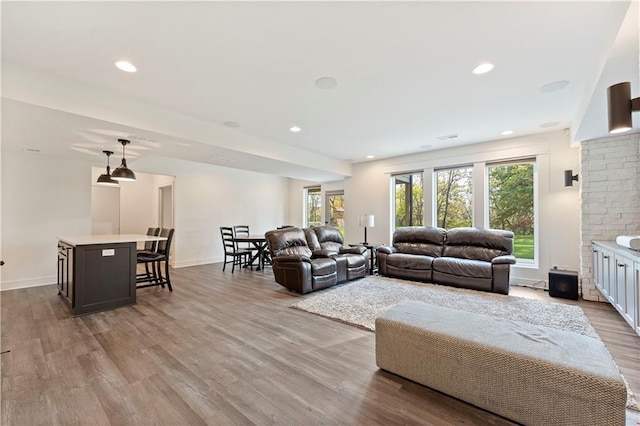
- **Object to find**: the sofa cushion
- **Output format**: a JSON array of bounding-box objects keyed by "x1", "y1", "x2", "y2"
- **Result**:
[
  {"x1": 313, "y1": 226, "x2": 345, "y2": 254},
  {"x1": 433, "y1": 257, "x2": 492, "y2": 279},
  {"x1": 303, "y1": 228, "x2": 322, "y2": 252},
  {"x1": 443, "y1": 227, "x2": 514, "y2": 262},
  {"x1": 310, "y1": 258, "x2": 337, "y2": 276},
  {"x1": 387, "y1": 253, "x2": 434, "y2": 270},
  {"x1": 266, "y1": 227, "x2": 313, "y2": 258},
  {"x1": 393, "y1": 226, "x2": 446, "y2": 257}
]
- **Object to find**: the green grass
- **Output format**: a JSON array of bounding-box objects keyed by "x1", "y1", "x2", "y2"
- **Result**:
[{"x1": 513, "y1": 234, "x2": 534, "y2": 260}]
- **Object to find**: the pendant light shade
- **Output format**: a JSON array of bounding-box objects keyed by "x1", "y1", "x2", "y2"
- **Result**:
[
  {"x1": 96, "y1": 150, "x2": 119, "y2": 186},
  {"x1": 112, "y1": 139, "x2": 136, "y2": 182}
]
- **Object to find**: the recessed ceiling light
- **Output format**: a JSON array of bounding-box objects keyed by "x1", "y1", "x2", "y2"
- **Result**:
[
  {"x1": 115, "y1": 61, "x2": 137, "y2": 73},
  {"x1": 539, "y1": 121, "x2": 560, "y2": 128},
  {"x1": 472, "y1": 63, "x2": 494, "y2": 75},
  {"x1": 366, "y1": 155, "x2": 375, "y2": 159},
  {"x1": 501, "y1": 130, "x2": 514, "y2": 136},
  {"x1": 289, "y1": 126, "x2": 301, "y2": 133},
  {"x1": 314, "y1": 77, "x2": 338, "y2": 90},
  {"x1": 224, "y1": 121, "x2": 240, "y2": 128},
  {"x1": 540, "y1": 81, "x2": 569, "y2": 93}
]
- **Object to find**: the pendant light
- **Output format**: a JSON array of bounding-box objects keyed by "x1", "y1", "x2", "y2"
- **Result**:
[
  {"x1": 96, "y1": 150, "x2": 119, "y2": 186},
  {"x1": 111, "y1": 138, "x2": 136, "y2": 182}
]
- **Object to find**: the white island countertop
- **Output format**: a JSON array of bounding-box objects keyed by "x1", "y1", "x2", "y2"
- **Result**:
[{"x1": 58, "y1": 234, "x2": 166, "y2": 246}]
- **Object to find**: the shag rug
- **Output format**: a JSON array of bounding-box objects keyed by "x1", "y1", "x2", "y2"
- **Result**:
[{"x1": 291, "y1": 275, "x2": 640, "y2": 411}]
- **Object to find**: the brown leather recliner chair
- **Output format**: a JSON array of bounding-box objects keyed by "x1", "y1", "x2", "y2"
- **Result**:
[
  {"x1": 265, "y1": 226, "x2": 367, "y2": 294},
  {"x1": 265, "y1": 227, "x2": 337, "y2": 294},
  {"x1": 306, "y1": 226, "x2": 368, "y2": 281}
]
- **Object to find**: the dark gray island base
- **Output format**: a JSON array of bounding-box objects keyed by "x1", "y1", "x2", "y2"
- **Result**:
[{"x1": 57, "y1": 234, "x2": 164, "y2": 316}]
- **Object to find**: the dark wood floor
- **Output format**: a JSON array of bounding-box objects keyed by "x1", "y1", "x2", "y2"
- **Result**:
[{"x1": 2, "y1": 264, "x2": 639, "y2": 425}]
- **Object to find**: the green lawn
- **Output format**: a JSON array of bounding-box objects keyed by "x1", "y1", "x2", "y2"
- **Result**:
[{"x1": 513, "y1": 234, "x2": 534, "y2": 260}]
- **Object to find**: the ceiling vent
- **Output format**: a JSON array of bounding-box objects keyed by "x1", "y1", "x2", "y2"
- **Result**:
[
  {"x1": 209, "y1": 156, "x2": 234, "y2": 163},
  {"x1": 436, "y1": 134, "x2": 458, "y2": 141}
]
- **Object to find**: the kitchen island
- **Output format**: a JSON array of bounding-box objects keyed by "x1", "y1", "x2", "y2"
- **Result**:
[{"x1": 57, "y1": 234, "x2": 166, "y2": 316}]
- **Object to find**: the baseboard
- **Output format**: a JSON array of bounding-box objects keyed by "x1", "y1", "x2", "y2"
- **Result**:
[
  {"x1": 173, "y1": 257, "x2": 222, "y2": 268},
  {"x1": 1, "y1": 276, "x2": 56, "y2": 291},
  {"x1": 510, "y1": 277, "x2": 547, "y2": 290}
]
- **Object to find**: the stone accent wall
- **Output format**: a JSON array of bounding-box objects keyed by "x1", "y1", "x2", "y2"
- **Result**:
[{"x1": 580, "y1": 133, "x2": 640, "y2": 301}]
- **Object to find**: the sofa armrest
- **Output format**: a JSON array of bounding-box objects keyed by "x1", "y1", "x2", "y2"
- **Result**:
[
  {"x1": 311, "y1": 250, "x2": 333, "y2": 258},
  {"x1": 273, "y1": 254, "x2": 311, "y2": 263},
  {"x1": 377, "y1": 245, "x2": 397, "y2": 255},
  {"x1": 492, "y1": 255, "x2": 516, "y2": 265},
  {"x1": 340, "y1": 246, "x2": 366, "y2": 255}
]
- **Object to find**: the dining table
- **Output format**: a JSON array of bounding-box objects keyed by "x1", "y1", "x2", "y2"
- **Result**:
[{"x1": 233, "y1": 234, "x2": 269, "y2": 270}]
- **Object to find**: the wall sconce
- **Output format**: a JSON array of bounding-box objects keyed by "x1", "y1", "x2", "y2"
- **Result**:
[
  {"x1": 96, "y1": 150, "x2": 119, "y2": 186},
  {"x1": 358, "y1": 214, "x2": 375, "y2": 245},
  {"x1": 607, "y1": 82, "x2": 640, "y2": 134},
  {"x1": 564, "y1": 170, "x2": 579, "y2": 187},
  {"x1": 111, "y1": 139, "x2": 136, "y2": 182}
]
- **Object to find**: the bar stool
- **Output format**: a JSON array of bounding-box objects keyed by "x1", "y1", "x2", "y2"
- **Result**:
[{"x1": 137, "y1": 228, "x2": 175, "y2": 291}]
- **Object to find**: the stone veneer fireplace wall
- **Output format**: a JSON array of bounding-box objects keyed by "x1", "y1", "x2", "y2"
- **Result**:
[{"x1": 580, "y1": 133, "x2": 640, "y2": 301}]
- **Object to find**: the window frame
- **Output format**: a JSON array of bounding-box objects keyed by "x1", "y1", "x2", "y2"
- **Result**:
[
  {"x1": 304, "y1": 186, "x2": 322, "y2": 228},
  {"x1": 484, "y1": 158, "x2": 538, "y2": 267}
]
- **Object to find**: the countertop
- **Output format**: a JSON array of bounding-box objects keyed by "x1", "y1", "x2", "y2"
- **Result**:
[{"x1": 58, "y1": 234, "x2": 166, "y2": 246}]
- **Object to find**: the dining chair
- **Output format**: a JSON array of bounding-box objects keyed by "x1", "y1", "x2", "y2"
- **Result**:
[
  {"x1": 221, "y1": 227, "x2": 252, "y2": 272},
  {"x1": 137, "y1": 228, "x2": 175, "y2": 291},
  {"x1": 233, "y1": 225, "x2": 257, "y2": 267}
]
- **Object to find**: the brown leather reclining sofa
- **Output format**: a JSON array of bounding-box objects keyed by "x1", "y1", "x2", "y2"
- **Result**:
[
  {"x1": 377, "y1": 226, "x2": 516, "y2": 294},
  {"x1": 265, "y1": 226, "x2": 368, "y2": 294}
]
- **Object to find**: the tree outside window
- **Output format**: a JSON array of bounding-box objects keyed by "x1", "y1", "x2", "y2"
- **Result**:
[
  {"x1": 487, "y1": 162, "x2": 535, "y2": 261},
  {"x1": 436, "y1": 167, "x2": 473, "y2": 228},
  {"x1": 393, "y1": 173, "x2": 423, "y2": 228}
]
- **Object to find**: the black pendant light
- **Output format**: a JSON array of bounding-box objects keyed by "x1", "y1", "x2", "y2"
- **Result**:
[
  {"x1": 111, "y1": 139, "x2": 136, "y2": 182},
  {"x1": 96, "y1": 150, "x2": 119, "y2": 186}
]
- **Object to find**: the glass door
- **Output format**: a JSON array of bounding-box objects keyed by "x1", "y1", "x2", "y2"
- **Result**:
[{"x1": 325, "y1": 191, "x2": 345, "y2": 237}]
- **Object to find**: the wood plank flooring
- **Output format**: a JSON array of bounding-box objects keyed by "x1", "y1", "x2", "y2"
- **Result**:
[{"x1": 2, "y1": 264, "x2": 639, "y2": 425}]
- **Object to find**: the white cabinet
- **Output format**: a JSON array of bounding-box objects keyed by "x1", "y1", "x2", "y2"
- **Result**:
[
  {"x1": 635, "y1": 262, "x2": 640, "y2": 336},
  {"x1": 592, "y1": 241, "x2": 640, "y2": 336}
]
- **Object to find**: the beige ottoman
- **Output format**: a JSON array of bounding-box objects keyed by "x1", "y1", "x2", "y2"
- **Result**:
[{"x1": 375, "y1": 300, "x2": 626, "y2": 426}]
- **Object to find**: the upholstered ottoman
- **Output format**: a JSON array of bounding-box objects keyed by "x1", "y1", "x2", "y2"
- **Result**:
[{"x1": 375, "y1": 300, "x2": 626, "y2": 426}]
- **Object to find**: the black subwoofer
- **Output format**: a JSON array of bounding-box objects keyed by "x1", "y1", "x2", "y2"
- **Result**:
[{"x1": 549, "y1": 269, "x2": 579, "y2": 300}]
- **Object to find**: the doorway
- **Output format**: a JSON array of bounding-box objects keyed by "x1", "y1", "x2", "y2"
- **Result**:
[
  {"x1": 325, "y1": 190, "x2": 345, "y2": 237},
  {"x1": 159, "y1": 184, "x2": 174, "y2": 229}
]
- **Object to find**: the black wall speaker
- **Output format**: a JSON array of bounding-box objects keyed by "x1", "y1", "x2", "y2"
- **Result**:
[{"x1": 549, "y1": 269, "x2": 579, "y2": 300}]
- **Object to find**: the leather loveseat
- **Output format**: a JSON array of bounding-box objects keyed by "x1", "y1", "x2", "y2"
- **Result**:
[
  {"x1": 377, "y1": 226, "x2": 516, "y2": 294},
  {"x1": 265, "y1": 226, "x2": 368, "y2": 294}
]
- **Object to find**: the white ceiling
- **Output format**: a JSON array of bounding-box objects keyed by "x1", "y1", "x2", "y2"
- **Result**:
[{"x1": 2, "y1": 1, "x2": 638, "y2": 182}]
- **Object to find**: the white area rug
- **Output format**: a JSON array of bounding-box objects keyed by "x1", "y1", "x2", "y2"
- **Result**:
[{"x1": 291, "y1": 275, "x2": 640, "y2": 411}]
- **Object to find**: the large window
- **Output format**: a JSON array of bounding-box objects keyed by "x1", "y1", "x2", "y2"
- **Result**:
[
  {"x1": 435, "y1": 166, "x2": 473, "y2": 228},
  {"x1": 487, "y1": 161, "x2": 535, "y2": 262},
  {"x1": 305, "y1": 187, "x2": 322, "y2": 227},
  {"x1": 393, "y1": 172, "x2": 423, "y2": 228}
]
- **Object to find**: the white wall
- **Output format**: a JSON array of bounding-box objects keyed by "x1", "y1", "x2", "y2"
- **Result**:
[
  {"x1": 2, "y1": 151, "x2": 92, "y2": 290},
  {"x1": 131, "y1": 157, "x2": 291, "y2": 268},
  {"x1": 1, "y1": 152, "x2": 290, "y2": 290}
]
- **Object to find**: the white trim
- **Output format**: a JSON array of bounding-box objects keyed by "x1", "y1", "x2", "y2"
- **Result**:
[
  {"x1": 1, "y1": 276, "x2": 56, "y2": 291},
  {"x1": 173, "y1": 257, "x2": 222, "y2": 268}
]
